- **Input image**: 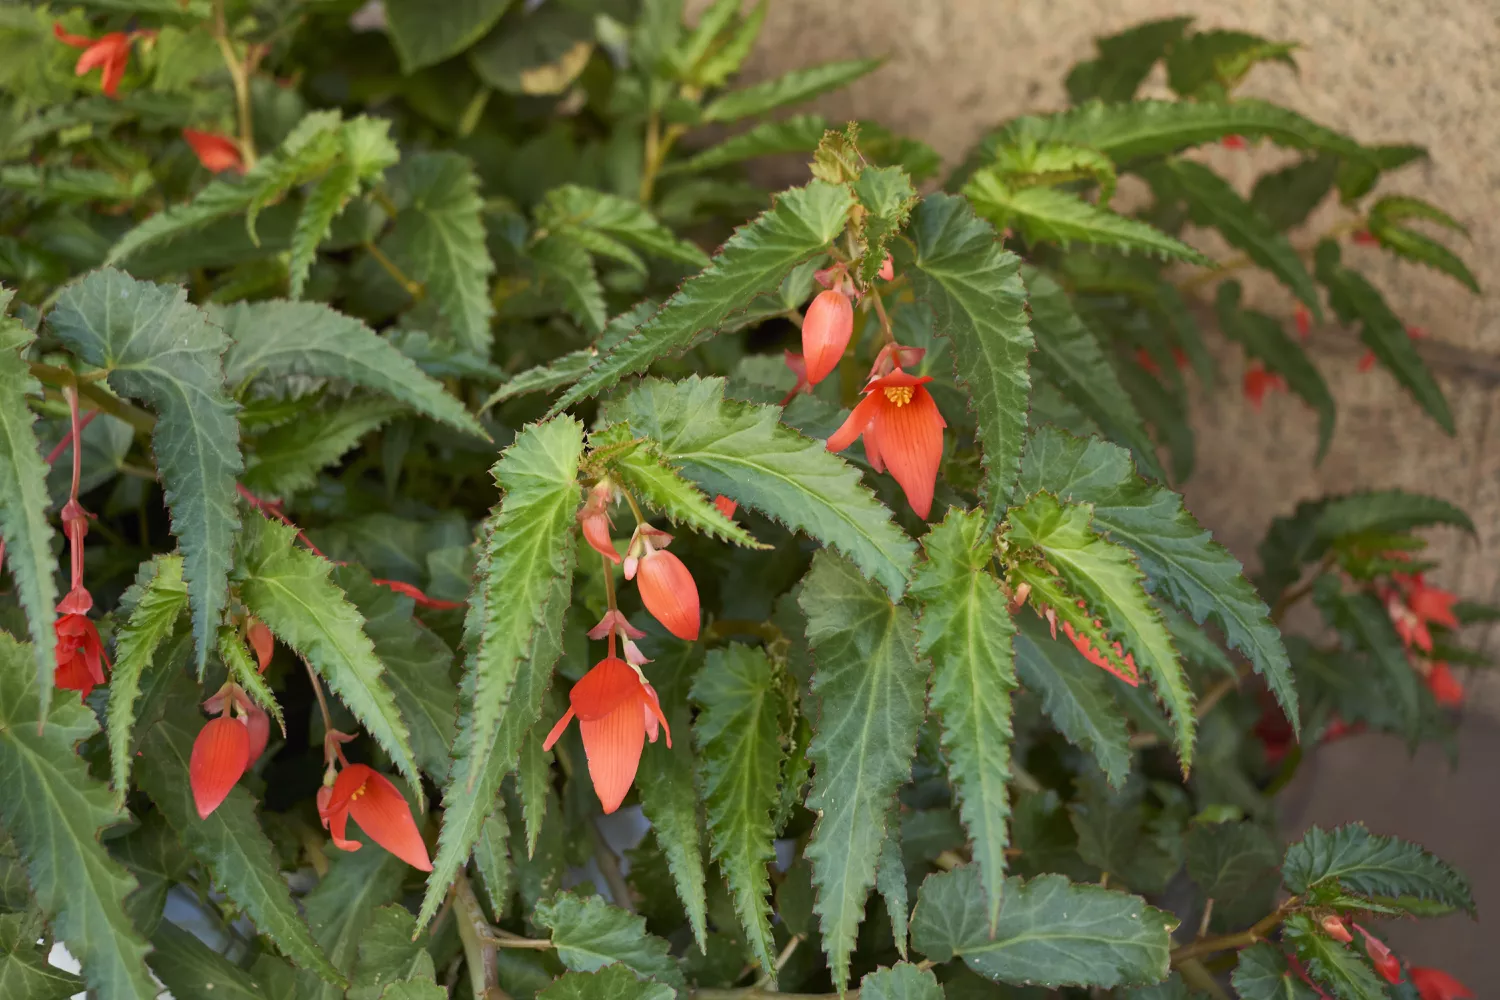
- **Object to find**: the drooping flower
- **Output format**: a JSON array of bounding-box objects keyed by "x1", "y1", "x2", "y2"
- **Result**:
[
  {"x1": 579, "y1": 480, "x2": 621, "y2": 565},
  {"x1": 626, "y1": 528, "x2": 700, "y2": 641},
  {"x1": 190, "y1": 716, "x2": 251, "y2": 819},
  {"x1": 1425, "y1": 661, "x2": 1464, "y2": 707},
  {"x1": 53, "y1": 23, "x2": 142, "y2": 99},
  {"x1": 1319, "y1": 914, "x2": 1354, "y2": 944},
  {"x1": 542, "y1": 656, "x2": 671, "y2": 814},
  {"x1": 246, "y1": 617, "x2": 274, "y2": 673},
  {"x1": 54, "y1": 602, "x2": 108, "y2": 699},
  {"x1": 1398, "y1": 572, "x2": 1459, "y2": 631},
  {"x1": 1243, "y1": 363, "x2": 1287, "y2": 410},
  {"x1": 868, "y1": 342, "x2": 925, "y2": 381},
  {"x1": 802, "y1": 289, "x2": 854, "y2": 385},
  {"x1": 183, "y1": 129, "x2": 244, "y2": 174},
  {"x1": 318, "y1": 763, "x2": 432, "y2": 870},
  {"x1": 1410, "y1": 967, "x2": 1473, "y2": 1000},
  {"x1": 826, "y1": 369, "x2": 946, "y2": 519},
  {"x1": 1354, "y1": 924, "x2": 1402, "y2": 985},
  {"x1": 713, "y1": 495, "x2": 737, "y2": 519},
  {"x1": 1294, "y1": 304, "x2": 1312, "y2": 342},
  {"x1": 243, "y1": 704, "x2": 271, "y2": 765}
]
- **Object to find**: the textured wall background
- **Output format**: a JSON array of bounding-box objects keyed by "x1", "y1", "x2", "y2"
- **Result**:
[{"x1": 696, "y1": 0, "x2": 1500, "y2": 980}]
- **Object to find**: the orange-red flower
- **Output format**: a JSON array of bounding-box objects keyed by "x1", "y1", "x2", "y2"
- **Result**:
[
  {"x1": 318, "y1": 763, "x2": 432, "y2": 870},
  {"x1": 713, "y1": 495, "x2": 737, "y2": 519},
  {"x1": 802, "y1": 289, "x2": 854, "y2": 385},
  {"x1": 1410, "y1": 967, "x2": 1473, "y2": 1000},
  {"x1": 243, "y1": 704, "x2": 270, "y2": 764},
  {"x1": 182, "y1": 129, "x2": 244, "y2": 174},
  {"x1": 628, "y1": 543, "x2": 700, "y2": 640},
  {"x1": 191, "y1": 715, "x2": 251, "y2": 819},
  {"x1": 1352, "y1": 229, "x2": 1378, "y2": 246},
  {"x1": 1243, "y1": 363, "x2": 1286, "y2": 410},
  {"x1": 1320, "y1": 914, "x2": 1354, "y2": 944},
  {"x1": 1354, "y1": 925, "x2": 1401, "y2": 985},
  {"x1": 246, "y1": 618, "x2": 274, "y2": 673},
  {"x1": 781, "y1": 350, "x2": 812, "y2": 405},
  {"x1": 826, "y1": 369, "x2": 946, "y2": 519},
  {"x1": 53, "y1": 23, "x2": 143, "y2": 99},
  {"x1": 371, "y1": 577, "x2": 465, "y2": 610},
  {"x1": 579, "y1": 481, "x2": 621, "y2": 564},
  {"x1": 1385, "y1": 573, "x2": 1458, "y2": 653},
  {"x1": 54, "y1": 606, "x2": 107, "y2": 699},
  {"x1": 1425, "y1": 661, "x2": 1464, "y2": 707},
  {"x1": 877, "y1": 253, "x2": 894, "y2": 281},
  {"x1": 542, "y1": 656, "x2": 671, "y2": 814},
  {"x1": 1294, "y1": 304, "x2": 1312, "y2": 342}
]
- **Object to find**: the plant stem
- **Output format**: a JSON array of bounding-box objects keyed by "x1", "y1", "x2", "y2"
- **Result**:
[
  {"x1": 590, "y1": 818, "x2": 636, "y2": 913},
  {"x1": 212, "y1": 0, "x2": 258, "y2": 169},
  {"x1": 1271, "y1": 552, "x2": 1337, "y2": 624},
  {"x1": 453, "y1": 871, "x2": 502, "y2": 998},
  {"x1": 639, "y1": 115, "x2": 687, "y2": 203},
  {"x1": 1169, "y1": 897, "x2": 1299, "y2": 966},
  {"x1": 869, "y1": 289, "x2": 895, "y2": 347},
  {"x1": 303, "y1": 656, "x2": 335, "y2": 742},
  {"x1": 364, "y1": 241, "x2": 424, "y2": 299},
  {"x1": 31, "y1": 363, "x2": 156, "y2": 434}
]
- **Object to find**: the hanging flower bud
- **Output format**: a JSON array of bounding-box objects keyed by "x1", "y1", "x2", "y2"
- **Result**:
[
  {"x1": 802, "y1": 289, "x2": 854, "y2": 385},
  {"x1": 54, "y1": 604, "x2": 107, "y2": 698},
  {"x1": 244, "y1": 704, "x2": 271, "y2": 765},
  {"x1": 579, "y1": 480, "x2": 621, "y2": 564},
  {"x1": 1354, "y1": 925, "x2": 1401, "y2": 984},
  {"x1": 190, "y1": 716, "x2": 251, "y2": 819},
  {"x1": 542, "y1": 656, "x2": 671, "y2": 813},
  {"x1": 246, "y1": 618, "x2": 274, "y2": 673},
  {"x1": 877, "y1": 253, "x2": 894, "y2": 281},
  {"x1": 318, "y1": 763, "x2": 432, "y2": 870},
  {"x1": 1319, "y1": 914, "x2": 1354, "y2": 944},
  {"x1": 182, "y1": 129, "x2": 244, "y2": 174},
  {"x1": 635, "y1": 549, "x2": 701, "y2": 641}
]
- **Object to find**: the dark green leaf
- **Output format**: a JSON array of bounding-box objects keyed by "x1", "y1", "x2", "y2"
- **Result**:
[
  {"x1": 1184, "y1": 821, "x2": 1280, "y2": 927},
  {"x1": 294, "y1": 837, "x2": 409, "y2": 1000},
  {"x1": 243, "y1": 398, "x2": 403, "y2": 497},
  {"x1": 859, "y1": 962, "x2": 944, "y2": 1000},
  {"x1": 1013, "y1": 616, "x2": 1132, "y2": 786},
  {"x1": 349, "y1": 905, "x2": 438, "y2": 1000},
  {"x1": 1232, "y1": 942, "x2": 1324, "y2": 1000},
  {"x1": 701, "y1": 60, "x2": 881, "y2": 123},
  {"x1": 106, "y1": 554, "x2": 187, "y2": 805},
  {"x1": 537, "y1": 965, "x2": 676, "y2": 1000},
  {"x1": 1283, "y1": 914, "x2": 1390, "y2": 1000},
  {"x1": 385, "y1": 0, "x2": 516, "y2": 72},
  {"x1": 1314, "y1": 489, "x2": 1473, "y2": 542},
  {"x1": 670, "y1": 115, "x2": 829, "y2": 174},
  {"x1": 1250, "y1": 156, "x2": 1339, "y2": 231},
  {"x1": 1166, "y1": 29, "x2": 1297, "y2": 98},
  {"x1": 853, "y1": 165, "x2": 916, "y2": 286},
  {"x1": 536, "y1": 185, "x2": 710, "y2": 270},
  {"x1": 1282, "y1": 824, "x2": 1473, "y2": 913},
  {"x1": 1065, "y1": 18, "x2": 1193, "y2": 103},
  {"x1": 1366, "y1": 197, "x2": 1478, "y2": 293},
  {"x1": 535, "y1": 891, "x2": 684, "y2": 988},
  {"x1": 148, "y1": 921, "x2": 268, "y2": 1000},
  {"x1": 0, "y1": 945, "x2": 85, "y2": 1000}
]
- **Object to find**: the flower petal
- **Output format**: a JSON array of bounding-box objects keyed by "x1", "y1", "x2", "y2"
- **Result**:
[
  {"x1": 542, "y1": 707, "x2": 576, "y2": 751},
  {"x1": 571, "y1": 657, "x2": 646, "y2": 721},
  {"x1": 243, "y1": 706, "x2": 271, "y2": 765},
  {"x1": 870, "y1": 385, "x2": 944, "y2": 519},
  {"x1": 182, "y1": 128, "x2": 243, "y2": 173},
  {"x1": 1410, "y1": 967, "x2": 1473, "y2": 1000},
  {"x1": 246, "y1": 618, "x2": 274, "y2": 672},
  {"x1": 642, "y1": 682, "x2": 671, "y2": 749},
  {"x1": 53, "y1": 22, "x2": 94, "y2": 48},
  {"x1": 579, "y1": 696, "x2": 647, "y2": 814},
  {"x1": 825, "y1": 390, "x2": 883, "y2": 454},
  {"x1": 581, "y1": 512, "x2": 622, "y2": 564},
  {"x1": 190, "y1": 716, "x2": 251, "y2": 819},
  {"x1": 636, "y1": 549, "x2": 700, "y2": 641},
  {"x1": 802, "y1": 290, "x2": 853, "y2": 385},
  {"x1": 349, "y1": 770, "x2": 433, "y2": 870}
]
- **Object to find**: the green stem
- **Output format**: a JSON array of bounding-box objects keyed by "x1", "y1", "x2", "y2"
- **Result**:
[
  {"x1": 31, "y1": 364, "x2": 156, "y2": 434},
  {"x1": 452, "y1": 871, "x2": 500, "y2": 997},
  {"x1": 1169, "y1": 898, "x2": 1299, "y2": 966}
]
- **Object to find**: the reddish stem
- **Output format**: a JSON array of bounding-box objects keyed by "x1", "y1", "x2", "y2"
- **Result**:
[{"x1": 44, "y1": 409, "x2": 97, "y2": 466}]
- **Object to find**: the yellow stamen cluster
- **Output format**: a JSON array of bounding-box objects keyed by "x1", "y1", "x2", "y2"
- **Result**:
[
  {"x1": 349, "y1": 783, "x2": 368, "y2": 801},
  {"x1": 883, "y1": 385, "x2": 914, "y2": 407}
]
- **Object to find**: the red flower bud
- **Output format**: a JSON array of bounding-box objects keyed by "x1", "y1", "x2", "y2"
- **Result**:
[
  {"x1": 1319, "y1": 914, "x2": 1354, "y2": 944},
  {"x1": 246, "y1": 618, "x2": 274, "y2": 673},
  {"x1": 877, "y1": 254, "x2": 894, "y2": 281},
  {"x1": 713, "y1": 494, "x2": 737, "y2": 519},
  {"x1": 635, "y1": 548, "x2": 700, "y2": 641},
  {"x1": 1410, "y1": 967, "x2": 1473, "y2": 1000},
  {"x1": 190, "y1": 716, "x2": 251, "y2": 819},
  {"x1": 243, "y1": 704, "x2": 271, "y2": 765},
  {"x1": 182, "y1": 129, "x2": 244, "y2": 174},
  {"x1": 1354, "y1": 924, "x2": 1402, "y2": 985},
  {"x1": 802, "y1": 289, "x2": 854, "y2": 385}
]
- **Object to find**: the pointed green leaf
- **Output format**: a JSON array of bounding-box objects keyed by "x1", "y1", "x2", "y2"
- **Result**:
[
  {"x1": 534, "y1": 891, "x2": 685, "y2": 988},
  {"x1": 701, "y1": 59, "x2": 881, "y2": 123},
  {"x1": 536, "y1": 185, "x2": 710, "y2": 270},
  {"x1": 1065, "y1": 18, "x2": 1193, "y2": 103},
  {"x1": 517, "y1": 726, "x2": 551, "y2": 859},
  {"x1": 548, "y1": 181, "x2": 855, "y2": 414},
  {"x1": 474, "y1": 814, "x2": 513, "y2": 917},
  {"x1": 1336, "y1": 144, "x2": 1427, "y2": 204},
  {"x1": 1250, "y1": 156, "x2": 1339, "y2": 232},
  {"x1": 243, "y1": 398, "x2": 403, "y2": 497},
  {"x1": 529, "y1": 235, "x2": 607, "y2": 334},
  {"x1": 691, "y1": 643, "x2": 785, "y2": 977},
  {"x1": 217, "y1": 299, "x2": 485, "y2": 439},
  {"x1": 0, "y1": 946, "x2": 86, "y2": 1000},
  {"x1": 964, "y1": 173, "x2": 1210, "y2": 264},
  {"x1": 0, "y1": 632, "x2": 158, "y2": 1000},
  {"x1": 1367, "y1": 196, "x2": 1478, "y2": 293},
  {"x1": 538, "y1": 965, "x2": 676, "y2": 1000},
  {"x1": 1316, "y1": 586, "x2": 1425, "y2": 743},
  {"x1": 148, "y1": 921, "x2": 268, "y2": 1000},
  {"x1": 0, "y1": 291, "x2": 59, "y2": 719},
  {"x1": 670, "y1": 114, "x2": 829, "y2": 174},
  {"x1": 49, "y1": 269, "x2": 243, "y2": 673},
  {"x1": 294, "y1": 836, "x2": 409, "y2": 1000},
  {"x1": 1069, "y1": 775, "x2": 1182, "y2": 893},
  {"x1": 1232, "y1": 942, "x2": 1324, "y2": 1000},
  {"x1": 911, "y1": 507, "x2": 1016, "y2": 930},
  {"x1": 136, "y1": 676, "x2": 343, "y2": 985},
  {"x1": 987, "y1": 142, "x2": 1119, "y2": 202},
  {"x1": 1282, "y1": 824, "x2": 1473, "y2": 913},
  {"x1": 217, "y1": 626, "x2": 283, "y2": 733},
  {"x1": 1185, "y1": 821, "x2": 1280, "y2": 929},
  {"x1": 910, "y1": 867, "x2": 1175, "y2": 988},
  {"x1": 106, "y1": 554, "x2": 187, "y2": 804},
  {"x1": 1009, "y1": 491, "x2": 1194, "y2": 767},
  {"x1": 876, "y1": 805, "x2": 909, "y2": 956},
  {"x1": 237, "y1": 513, "x2": 422, "y2": 801},
  {"x1": 385, "y1": 0, "x2": 516, "y2": 72},
  {"x1": 859, "y1": 962, "x2": 943, "y2": 1000},
  {"x1": 349, "y1": 905, "x2": 438, "y2": 1000},
  {"x1": 383, "y1": 152, "x2": 495, "y2": 354},
  {"x1": 853, "y1": 165, "x2": 916, "y2": 286},
  {"x1": 799, "y1": 551, "x2": 927, "y2": 992},
  {"x1": 1283, "y1": 914, "x2": 1390, "y2": 1000},
  {"x1": 1013, "y1": 615, "x2": 1132, "y2": 787},
  {"x1": 484, "y1": 348, "x2": 596, "y2": 409},
  {"x1": 907, "y1": 193, "x2": 1034, "y2": 524},
  {"x1": 1166, "y1": 29, "x2": 1297, "y2": 98},
  {"x1": 105, "y1": 177, "x2": 260, "y2": 266},
  {"x1": 289, "y1": 161, "x2": 360, "y2": 298},
  {"x1": 603, "y1": 376, "x2": 914, "y2": 597},
  {"x1": 1314, "y1": 490, "x2": 1473, "y2": 542}
]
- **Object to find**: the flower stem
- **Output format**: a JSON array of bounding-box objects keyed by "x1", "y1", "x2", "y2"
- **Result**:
[
  {"x1": 589, "y1": 819, "x2": 636, "y2": 913},
  {"x1": 869, "y1": 288, "x2": 895, "y2": 347},
  {"x1": 211, "y1": 0, "x2": 258, "y2": 169},
  {"x1": 364, "y1": 241, "x2": 424, "y2": 299},
  {"x1": 452, "y1": 871, "x2": 501, "y2": 996},
  {"x1": 1169, "y1": 898, "x2": 1299, "y2": 966},
  {"x1": 31, "y1": 363, "x2": 156, "y2": 434},
  {"x1": 303, "y1": 656, "x2": 335, "y2": 748}
]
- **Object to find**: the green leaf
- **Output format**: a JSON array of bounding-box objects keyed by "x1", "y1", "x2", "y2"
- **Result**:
[
  {"x1": 1023, "y1": 267, "x2": 1161, "y2": 478},
  {"x1": 1145, "y1": 160, "x2": 1322, "y2": 318},
  {"x1": 859, "y1": 962, "x2": 944, "y2": 1000},
  {"x1": 1019, "y1": 426, "x2": 1298, "y2": 735},
  {"x1": 1013, "y1": 615, "x2": 1131, "y2": 786},
  {"x1": 217, "y1": 626, "x2": 283, "y2": 734},
  {"x1": 536, "y1": 185, "x2": 710, "y2": 270},
  {"x1": 987, "y1": 142, "x2": 1119, "y2": 202},
  {"x1": 237, "y1": 513, "x2": 423, "y2": 802},
  {"x1": 484, "y1": 349, "x2": 596, "y2": 409},
  {"x1": 691, "y1": 643, "x2": 785, "y2": 978},
  {"x1": 603, "y1": 376, "x2": 914, "y2": 597},
  {"x1": 0, "y1": 292, "x2": 59, "y2": 717},
  {"x1": 963, "y1": 172, "x2": 1211, "y2": 264},
  {"x1": 294, "y1": 836, "x2": 409, "y2": 1000},
  {"x1": 451, "y1": 417, "x2": 582, "y2": 803},
  {"x1": 1315, "y1": 587, "x2": 1425, "y2": 743},
  {"x1": 1008, "y1": 491, "x2": 1194, "y2": 768},
  {"x1": 148, "y1": 921, "x2": 268, "y2": 1000},
  {"x1": 104, "y1": 178, "x2": 259, "y2": 266},
  {"x1": 383, "y1": 152, "x2": 495, "y2": 354},
  {"x1": 593, "y1": 426, "x2": 763, "y2": 549},
  {"x1": 1184, "y1": 821, "x2": 1280, "y2": 927},
  {"x1": 1166, "y1": 29, "x2": 1297, "y2": 98},
  {"x1": 1065, "y1": 18, "x2": 1193, "y2": 103},
  {"x1": 243, "y1": 398, "x2": 403, "y2": 497},
  {"x1": 799, "y1": 551, "x2": 928, "y2": 992},
  {"x1": 1232, "y1": 942, "x2": 1324, "y2": 1000},
  {"x1": 701, "y1": 59, "x2": 881, "y2": 123},
  {"x1": 106, "y1": 554, "x2": 188, "y2": 805},
  {"x1": 385, "y1": 0, "x2": 516, "y2": 72},
  {"x1": 0, "y1": 946, "x2": 85, "y2": 1000},
  {"x1": 49, "y1": 269, "x2": 243, "y2": 674},
  {"x1": 288, "y1": 161, "x2": 360, "y2": 299},
  {"x1": 1315, "y1": 240, "x2": 1452, "y2": 432},
  {"x1": 0, "y1": 632, "x2": 158, "y2": 1000},
  {"x1": 1365, "y1": 196, "x2": 1478, "y2": 293},
  {"x1": 529, "y1": 235, "x2": 607, "y2": 334},
  {"x1": 537, "y1": 965, "x2": 676, "y2": 1000},
  {"x1": 136, "y1": 675, "x2": 343, "y2": 985},
  {"x1": 853, "y1": 165, "x2": 916, "y2": 286},
  {"x1": 1215, "y1": 281, "x2": 1335, "y2": 459},
  {"x1": 535, "y1": 891, "x2": 685, "y2": 988},
  {"x1": 1282, "y1": 824, "x2": 1474, "y2": 913},
  {"x1": 548, "y1": 180, "x2": 855, "y2": 413},
  {"x1": 909, "y1": 867, "x2": 1175, "y2": 988},
  {"x1": 348, "y1": 905, "x2": 438, "y2": 1000},
  {"x1": 473, "y1": 814, "x2": 512, "y2": 917},
  {"x1": 670, "y1": 115, "x2": 829, "y2": 174},
  {"x1": 876, "y1": 806, "x2": 909, "y2": 956},
  {"x1": 907, "y1": 193, "x2": 1035, "y2": 526},
  {"x1": 1249, "y1": 156, "x2": 1339, "y2": 231},
  {"x1": 1283, "y1": 914, "x2": 1390, "y2": 1000},
  {"x1": 466, "y1": 3, "x2": 593, "y2": 96},
  {"x1": 217, "y1": 299, "x2": 486, "y2": 439},
  {"x1": 1314, "y1": 490, "x2": 1473, "y2": 541},
  {"x1": 911, "y1": 507, "x2": 1016, "y2": 930},
  {"x1": 1068, "y1": 777, "x2": 1182, "y2": 894},
  {"x1": 1335, "y1": 144, "x2": 1426, "y2": 203}
]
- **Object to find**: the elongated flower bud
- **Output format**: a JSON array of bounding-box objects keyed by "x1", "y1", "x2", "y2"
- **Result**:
[
  {"x1": 191, "y1": 716, "x2": 251, "y2": 819},
  {"x1": 802, "y1": 289, "x2": 853, "y2": 385},
  {"x1": 636, "y1": 549, "x2": 700, "y2": 640},
  {"x1": 1319, "y1": 914, "x2": 1353, "y2": 944},
  {"x1": 244, "y1": 705, "x2": 271, "y2": 765}
]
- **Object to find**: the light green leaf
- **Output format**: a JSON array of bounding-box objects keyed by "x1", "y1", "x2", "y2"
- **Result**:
[
  {"x1": 537, "y1": 965, "x2": 676, "y2": 1000},
  {"x1": 670, "y1": 115, "x2": 829, "y2": 174},
  {"x1": 105, "y1": 178, "x2": 258, "y2": 266},
  {"x1": 908, "y1": 193, "x2": 1034, "y2": 527},
  {"x1": 383, "y1": 152, "x2": 495, "y2": 354},
  {"x1": 106, "y1": 554, "x2": 187, "y2": 805},
  {"x1": 876, "y1": 805, "x2": 909, "y2": 956},
  {"x1": 859, "y1": 962, "x2": 944, "y2": 1000},
  {"x1": 1367, "y1": 196, "x2": 1477, "y2": 293},
  {"x1": 49, "y1": 269, "x2": 242, "y2": 674},
  {"x1": 148, "y1": 921, "x2": 268, "y2": 1000},
  {"x1": 537, "y1": 185, "x2": 710, "y2": 270},
  {"x1": 473, "y1": 814, "x2": 513, "y2": 917},
  {"x1": 1013, "y1": 616, "x2": 1132, "y2": 787},
  {"x1": 548, "y1": 180, "x2": 855, "y2": 414},
  {"x1": 243, "y1": 398, "x2": 403, "y2": 497},
  {"x1": 0, "y1": 291, "x2": 59, "y2": 718},
  {"x1": 484, "y1": 348, "x2": 596, "y2": 409},
  {"x1": 217, "y1": 626, "x2": 283, "y2": 733},
  {"x1": 288, "y1": 161, "x2": 360, "y2": 299},
  {"x1": 0, "y1": 946, "x2": 86, "y2": 1000},
  {"x1": 701, "y1": 59, "x2": 881, "y2": 123},
  {"x1": 0, "y1": 632, "x2": 158, "y2": 1000},
  {"x1": 516, "y1": 728, "x2": 551, "y2": 859},
  {"x1": 534, "y1": 891, "x2": 685, "y2": 988},
  {"x1": 385, "y1": 0, "x2": 516, "y2": 72},
  {"x1": 603, "y1": 376, "x2": 914, "y2": 597},
  {"x1": 799, "y1": 551, "x2": 927, "y2": 992},
  {"x1": 349, "y1": 905, "x2": 438, "y2": 1000},
  {"x1": 1166, "y1": 29, "x2": 1297, "y2": 98},
  {"x1": 217, "y1": 299, "x2": 485, "y2": 439},
  {"x1": 911, "y1": 507, "x2": 1016, "y2": 931},
  {"x1": 964, "y1": 172, "x2": 1210, "y2": 264},
  {"x1": 853, "y1": 165, "x2": 916, "y2": 286},
  {"x1": 987, "y1": 142, "x2": 1119, "y2": 202},
  {"x1": 237, "y1": 513, "x2": 423, "y2": 802},
  {"x1": 1065, "y1": 18, "x2": 1193, "y2": 103},
  {"x1": 910, "y1": 867, "x2": 1175, "y2": 988},
  {"x1": 1146, "y1": 160, "x2": 1322, "y2": 318},
  {"x1": 1232, "y1": 942, "x2": 1324, "y2": 1000},
  {"x1": 691, "y1": 643, "x2": 785, "y2": 978},
  {"x1": 1282, "y1": 824, "x2": 1473, "y2": 913},
  {"x1": 1009, "y1": 491, "x2": 1194, "y2": 768},
  {"x1": 135, "y1": 676, "x2": 343, "y2": 986},
  {"x1": 294, "y1": 836, "x2": 409, "y2": 1000},
  {"x1": 1283, "y1": 914, "x2": 1390, "y2": 1000}
]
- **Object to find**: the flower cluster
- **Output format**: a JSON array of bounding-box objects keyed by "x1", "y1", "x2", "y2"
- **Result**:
[
  {"x1": 53, "y1": 22, "x2": 151, "y2": 99},
  {"x1": 1308, "y1": 916, "x2": 1470, "y2": 999},
  {"x1": 1379, "y1": 569, "x2": 1464, "y2": 707}
]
